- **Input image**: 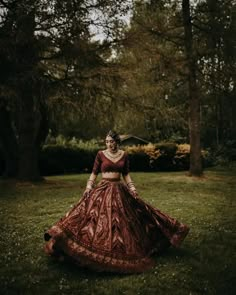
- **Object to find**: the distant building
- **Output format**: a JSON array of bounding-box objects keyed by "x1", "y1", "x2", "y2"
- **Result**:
[{"x1": 120, "y1": 135, "x2": 149, "y2": 146}]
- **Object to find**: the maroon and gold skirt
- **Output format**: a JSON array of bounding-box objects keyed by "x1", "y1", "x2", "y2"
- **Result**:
[{"x1": 44, "y1": 178, "x2": 189, "y2": 273}]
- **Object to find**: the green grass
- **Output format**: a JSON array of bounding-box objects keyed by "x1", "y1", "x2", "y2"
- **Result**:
[{"x1": 0, "y1": 167, "x2": 235, "y2": 295}]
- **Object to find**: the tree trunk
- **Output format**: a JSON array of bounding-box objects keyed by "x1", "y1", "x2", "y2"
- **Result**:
[
  {"x1": 182, "y1": 0, "x2": 203, "y2": 176},
  {"x1": 17, "y1": 87, "x2": 43, "y2": 181},
  {"x1": 14, "y1": 9, "x2": 49, "y2": 181},
  {"x1": 0, "y1": 103, "x2": 18, "y2": 177}
]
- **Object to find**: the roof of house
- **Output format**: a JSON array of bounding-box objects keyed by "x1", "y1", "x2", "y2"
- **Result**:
[{"x1": 120, "y1": 134, "x2": 149, "y2": 144}]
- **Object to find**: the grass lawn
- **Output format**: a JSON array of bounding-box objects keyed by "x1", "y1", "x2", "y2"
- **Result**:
[{"x1": 0, "y1": 167, "x2": 235, "y2": 295}]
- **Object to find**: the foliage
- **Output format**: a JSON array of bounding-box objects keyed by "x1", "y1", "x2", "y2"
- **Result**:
[
  {"x1": 38, "y1": 138, "x2": 214, "y2": 175},
  {"x1": 110, "y1": 0, "x2": 236, "y2": 145},
  {"x1": 125, "y1": 142, "x2": 211, "y2": 171},
  {"x1": 0, "y1": 135, "x2": 223, "y2": 177},
  {"x1": 40, "y1": 135, "x2": 101, "y2": 175},
  {"x1": 110, "y1": 0, "x2": 189, "y2": 141},
  {"x1": 45, "y1": 133, "x2": 101, "y2": 150},
  {"x1": 195, "y1": 0, "x2": 236, "y2": 146},
  {"x1": 0, "y1": 168, "x2": 235, "y2": 294},
  {"x1": 209, "y1": 140, "x2": 236, "y2": 166},
  {"x1": 0, "y1": 0, "x2": 235, "y2": 179},
  {"x1": 0, "y1": 0, "x2": 132, "y2": 179}
]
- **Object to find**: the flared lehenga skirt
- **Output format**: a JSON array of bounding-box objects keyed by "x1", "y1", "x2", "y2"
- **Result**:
[{"x1": 44, "y1": 179, "x2": 189, "y2": 273}]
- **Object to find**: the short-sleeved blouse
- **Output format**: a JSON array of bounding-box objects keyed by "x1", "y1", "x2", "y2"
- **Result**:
[{"x1": 92, "y1": 150, "x2": 129, "y2": 176}]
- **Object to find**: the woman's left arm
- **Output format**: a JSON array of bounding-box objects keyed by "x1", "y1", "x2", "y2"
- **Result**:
[
  {"x1": 122, "y1": 151, "x2": 138, "y2": 195},
  {"x1": 123, "y1": 173, "x2": 137, "y2": 194}
]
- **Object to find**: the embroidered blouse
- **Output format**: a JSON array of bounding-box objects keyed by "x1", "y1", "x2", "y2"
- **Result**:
[{"x1": 92, "y1": 150, "x2": 129, "y2": 176}]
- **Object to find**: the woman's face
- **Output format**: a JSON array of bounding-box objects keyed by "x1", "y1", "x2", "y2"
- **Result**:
[{"x1": 105, "y1": 136, "x2": 118, "y2": 152}]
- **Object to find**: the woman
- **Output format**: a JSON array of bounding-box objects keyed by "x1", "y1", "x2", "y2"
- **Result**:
[{"x1": 44, "y1": 130, "x2": 189, "y2": 273}]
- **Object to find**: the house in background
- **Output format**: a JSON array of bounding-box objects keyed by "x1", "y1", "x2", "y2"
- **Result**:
[{"x1": 120, "y1": 135, "x2": 149, "y2": 146}]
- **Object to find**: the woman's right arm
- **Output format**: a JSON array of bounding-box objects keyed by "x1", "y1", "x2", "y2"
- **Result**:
[
  {"x1": 84, "y1": 172, "x2": 97, "y2": 194},
  {"x1": 84, "y1": 151, "x2": 101, "y2": 196}
]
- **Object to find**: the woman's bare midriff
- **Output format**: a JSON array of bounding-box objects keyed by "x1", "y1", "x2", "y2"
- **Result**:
[{"x1": 102, "y1": 172, "x2": 121, "y2": 179}]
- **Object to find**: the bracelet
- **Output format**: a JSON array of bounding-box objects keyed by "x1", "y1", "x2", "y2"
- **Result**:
[
  {"x1": 87, "y1": 179, "x2": 95, "y2": 184},
  {"x1": 127, "y1": 181, "x2": 136, "y2": 191},
  {"x1": 86, "y1": 179, "x2": 95, "y2": 190}
]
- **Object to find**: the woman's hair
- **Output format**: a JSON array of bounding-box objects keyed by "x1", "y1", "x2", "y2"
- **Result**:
[{"x1": 106, "y1": 130, "x2": 121, "y2": 144}]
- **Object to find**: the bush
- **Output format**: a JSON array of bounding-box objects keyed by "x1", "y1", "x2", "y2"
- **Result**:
[
  {"x1": 38, "y1": 139, "x2": 216, "y2": 175},
  {"x1": 39, "y1": 145, "x2": 99, "y2": 175},
  {"x1": 39, "y1": 135, "x2": 101, "y2": 175},
  {"x1": 45, "y1": 133, "x2": 101, "y2": 150},
  {"x1": 128, "y1": 152, "x2": 151, "y2": 172},
  {"x1": 173, "y1": 144, "x2": 191, "y2": 171},
  {"x1": 151, "y1": 142, "x2": 178, "y2": 171},
  {"x1": 125, "y1": 143, "x2": 179, "y2": 171},
  {"x1": 209, "y1": 140, "x2": 236, "y2": 167},
  {"x1": 125, "y1": 143, "x2": 211, "y2": 171},
  {"x1": 0, "y1": 134, "x2": 214, "y2": 176}
]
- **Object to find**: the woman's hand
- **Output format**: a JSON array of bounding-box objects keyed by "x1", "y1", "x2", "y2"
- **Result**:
[
  {"x1": 83, "y1": 188, "x2": 92, "y2": 198},
  {"x1": 123, "y1": 173, "x2": 139, "y2": 199},
  {"x1": 130, "y1": 189, "x2": 138, "y2": 199},
  {"x1": 84, "y1": 173, "x2": 97, "y2": 197}
]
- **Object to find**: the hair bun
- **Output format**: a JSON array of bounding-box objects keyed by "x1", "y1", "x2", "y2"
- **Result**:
[{"x1": 106, "y1": 130, "x2": 121, "y2": 144}]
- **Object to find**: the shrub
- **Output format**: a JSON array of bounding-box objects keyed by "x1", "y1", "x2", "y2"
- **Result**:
[
  {"x1": 128, "y1": 152, "x2": 151, "y2": 172},
  {"x1": 39, "y1": 135, "x2": 101, "y2": 175},
  {"x1": 0, "y1": 135, "x2": 223, "y2": 177},
  {"x1": 209, "y1": 140, "x2": 236, "y2": 167},
  {"x1": 151, "y1": 142, "x2": 178, "y2": 171},
  {"x1": 39, "y1": 145, "x2": 99, "y2": 175},
  {"x1": 173, "y1": 144, "x2": 191, "y2": 171},
  {"x1": 125, "y1": 143, "x2": 211, "y2": 171},
  {"x1": 37, "y1": 139, "x2": 213, "y2": 175}
]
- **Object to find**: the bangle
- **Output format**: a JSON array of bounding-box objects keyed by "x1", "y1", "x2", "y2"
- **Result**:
[
  {"x1": 127, "y1": 181, "x2": 136, "y2": 190},
  {"x1": 86, "y1": 179, "x2": 95, "y2": 190},
  {"x1": 87, "y1": 179, "x2": 95, "y2": 183}
]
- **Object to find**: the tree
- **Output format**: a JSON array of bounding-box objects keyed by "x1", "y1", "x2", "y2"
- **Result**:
[
  {"x1": 0, "y1": 102, "x2": 18, "y2": 177},
  {"x1": 112, "y1": 0, "x2": 235, "y2": 174},
  {"x1": 0, "y1": 0, "x2": 131, "y2": 180},
  {"x1": 194, "y1": 0, "x2": 236, "y2": 147},
  {"x1": 182, "y1": 0, "x2": 202, "y2": 176},
  {"x1": 112, "y1": 0, "x2": 189, "y2": 141}
]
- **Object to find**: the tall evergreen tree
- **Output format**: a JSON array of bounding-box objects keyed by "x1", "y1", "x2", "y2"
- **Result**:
[
  {"x1": 113, "y1": 0, "x2": 235, "y2": 174},
  {"x1": 0, "y1": 0, "x2": 131, "y2": 180},
  {"x1": 182, "y1": 0, "x2": 202, "y2": 176}
]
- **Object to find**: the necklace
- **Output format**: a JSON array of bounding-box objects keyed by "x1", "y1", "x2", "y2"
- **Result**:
[{"x1": 105, "y1": 150, "x2": 122, "y2": 158}]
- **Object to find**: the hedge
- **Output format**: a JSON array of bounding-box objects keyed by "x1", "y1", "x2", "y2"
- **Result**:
[
  {"x1": 0, "y1": 142, "x2": 214, "y2": 176},
  {"x1": 39, "y1": 142, "x2": 212, "y2": 175},
  {"x1": 39, "y1": 145, "x2": 99, "y2": 175}
]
